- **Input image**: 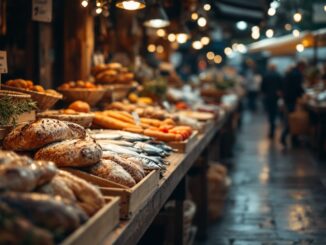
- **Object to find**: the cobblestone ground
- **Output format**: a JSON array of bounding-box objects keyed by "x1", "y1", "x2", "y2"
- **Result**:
[{"x1": 202, "y1": 112, "x2": 326, "y2": 245}]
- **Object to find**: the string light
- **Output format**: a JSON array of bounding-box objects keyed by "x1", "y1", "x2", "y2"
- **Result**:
[
  {"x1": 176, "y1": 33, "x2": 188, "y2": 44},
  {"x1": 292, "y1": 29, "x2": 300, "y2": 37},
  {"x1": 191, "y1": 13, "x2": 199, "y2": 20},
  {"x1": 293, "y1": 12, "x2": 302, "y2": 22},
  {"x1": 156, "y1": 45, "x2": 164, "y2": 53},
  {"x1": 214, "y1": 55, "x2": 222, "y2": 64},
  {"x1": 206, "y1": 51, "x2": 215, "y2": 60},
  {"x1": 268, "y1": 8, "x2": 276, "y2": 16},
  {"x1": 236, "y1": 21, "x2": 247, "y2": 30},
  {"x1": 284, "y1": 23, "x2": 292, "y2": 31},
  {"x1": 265, "y1": 29, "x2": 274, "y2": 38},
  {"x1": 197, "y1": 17, "x2": 207, "y2": 27},
  {"x1": 296, "y1": 44, "x2": 304, "y2": 52},
  {"x1": 251, "y1": 31, "x2": 260, "y2": 40},
  {"x1": 147, "y1": 44, "x2": 156, "y2": 52},
  {"x1": 156, "y1": 29, "x2": 166, "y2": 37},
  {"x1": 81, "y1": 0, "x2": 88, "y2": 7},
  {"x1": 251, "y1": 26, "x2": 259, "y2": 32},
  {"x1": 192, "y1": 41, "x2": 203, "y2": 50},
  {"x1": 236, "y1": 44, "x2": 247, "y2": 53},
  {"x1": 203, "y1": 4, "x2": 211, "y2": 11},
  {"x1": 96, "y1": 7, "x2": 103, "y2": 14},
  {"x1": 168, "y1": 33, "x2": 176, "y2": 42},
  {"x1": 224, "y1": 47, "x2": 233, "y2": 56},
  {"x1": 232, "y1": 43, "x2": 238, "y2": 50},
  {"x1": 201, "y1": 36, "x2": 210, "y2": 45}
]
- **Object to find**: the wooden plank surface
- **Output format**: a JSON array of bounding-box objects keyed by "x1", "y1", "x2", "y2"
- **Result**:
[{"x1": 102, "y1": 114, "x2": 228, "y2": 245}]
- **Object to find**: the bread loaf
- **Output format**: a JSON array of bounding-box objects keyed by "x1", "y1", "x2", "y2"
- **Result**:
[
  {"x1": 87, "y1": 159, "x2": 136, "y2": 187},
  {"x1": 3, "y1": 119, "x2": 86, "y2": 151},
  {"x1": 35, "y1": 139, "x2": 102, "y2": 167}
]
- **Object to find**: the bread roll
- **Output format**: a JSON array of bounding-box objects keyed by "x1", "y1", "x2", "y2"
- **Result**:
[
  {"x1": 35, "y1": 139, "x2": 102, "y2": 167},
  {"x1": 3, "y1": 119, "x2": 86, "y2": 151},
  {"x1": 87, "y1": 159, "x2": 136, "y2": 187}
]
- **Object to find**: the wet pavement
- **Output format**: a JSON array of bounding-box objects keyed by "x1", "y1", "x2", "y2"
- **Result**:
[{"x1": 201, "y1": 112, "x2": 326, "y2": 245}]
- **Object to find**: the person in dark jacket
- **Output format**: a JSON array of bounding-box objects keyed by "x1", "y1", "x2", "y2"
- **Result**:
[
  {"x1": 261, "y1": 64, "x2": 283, "y2": 139},
  {"x1": 280, "y1": 61, "x2": 306, "y2": 146}
]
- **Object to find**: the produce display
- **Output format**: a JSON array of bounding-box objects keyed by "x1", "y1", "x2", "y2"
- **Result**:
[
  {"x1": 92, "y1": 63, "x2": 136, "y2": 85},
  {"x1": 58, "y1": 80, "x2": 100, "y2": 90},
  {"x1": 0, "y1": 150, "x2": 105, "y2": 244}
]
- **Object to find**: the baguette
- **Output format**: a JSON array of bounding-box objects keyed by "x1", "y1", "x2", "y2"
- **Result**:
[
  {"x1": 143, "y1": 129, "x2": 182, "y2": 142},
  {"x1": 94, "y1": 113, "x2": 135, "y2": 129},
  {"x1": 102, "y1": 110, "x2": 135, "y2": 124}
]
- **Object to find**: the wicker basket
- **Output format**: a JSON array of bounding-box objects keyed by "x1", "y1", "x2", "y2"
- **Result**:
[
  {"x1": 37, "y1": 111, "x2": 94, "y2": 128},
  {"x1": 58, "y1": 88, "x2": 106, "y2": 106},
  {"x1": 1, "y1": 85, "x2": 62, "y2": 111},
  {"x1": 0, "y1": 89, "x2": 31, "y2": 100}
]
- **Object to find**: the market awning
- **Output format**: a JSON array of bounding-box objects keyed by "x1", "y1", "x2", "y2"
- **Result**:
[{"x1": 248, "y1": 31, "x2": 315, "y2": 56}]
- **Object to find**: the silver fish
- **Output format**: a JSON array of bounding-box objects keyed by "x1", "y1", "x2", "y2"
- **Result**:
[{"x1": 134, "y1": 142, "x2": 166, "y2": 156}]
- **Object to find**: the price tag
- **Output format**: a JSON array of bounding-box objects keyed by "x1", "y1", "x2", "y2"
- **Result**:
[
  {"x1": 163, "y1": 101, "x2": 171, "y2": 112},
  {"x1": 132, "y1": 111, "x2": 141, "y2": 126},
  {"x1": 32, "y1": 0, "x2": 52, "y2": 23},
  {"x1": 0, "y1": 51, "x2": 7, "y2": 74}
]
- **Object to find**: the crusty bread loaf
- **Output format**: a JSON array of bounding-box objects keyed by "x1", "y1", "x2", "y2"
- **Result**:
[
  {"x1": 103, "y1": 153, "x2": 145, "y2": 183},
  {"x1": 87, "y1": 159, "x2": 136, "y2": 187},
  {"x1": 35, "y1": 139, "x2": 102, "y2": 167},
  {"x1": 3, "y1": 119, "x2": 86, "y2": 151}
]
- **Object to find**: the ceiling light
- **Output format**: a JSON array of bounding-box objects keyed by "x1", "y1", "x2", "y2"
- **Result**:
[
  {"x1": 192, "y1": 41, "x2": 203, "y2": 50},
  {"x1": 214, "y1": 55, "x2": 222, "y2": 64},
  {"x1": 292, "y1": 29, "x2": 300, "y2": 37},
  {"x1": 206, "y1": 51, "x2": 214, "y2": 60},
  {"x1": 203, "y1": 4, "x2": 211, "y2": 11},
  {"x1": 236, "y1": 21, "x2": 247, "y2": 30},
  {"x1": 265, "y1": 29, "x2": 274, "y2": 38},
  {"x1": 201, "y1": 36, "x2": 210, "y2": 45},
  {"x1": 191, "y1": 13, "x2": 199, "y2": 20},
  {"x1": 156, "y1": 45, "x2": 164, "y2": 53},
  {"x1": 168, "y1": 33, "x2": 176, "y2": 42},
  {"x1": 251, "y1": 31, "x2": 260, "y2": 40},
  {"x1": 156, "y1": 29, "x2": 166, "y2": 37},
  {"x1": 293, "y1": 12, "x2": 302, "y2": 22},
  {"x1": 147, "y1": 44, "x2": 156, "y2": 52},
  {"x1": 224, "y1": 47, "x2": 233, "y2": 56},
  {"x1": 268, "y1": 7, "x2": 276, "y2": 16},
  {"x1": 81, "y1": 0, "x2": 88, "y2": 7},
  {"x1": 284, "y1": 23, "x2": 292, "y2": 31},
  {"x1": 116, "y1": 0, "x2": 146, "y2": 10},
  {"x1": 143, "y1": 3, "x2": 170, "y2": 28},
  {"x1": 176, "y1": 33, "x2": 188, "y2": 44},
  {"x1": 296, "y1": 44, "x2": 304, "y2": 52},
  {"x1": 197, "y1": 17, "x2": 207, "y2": 27}
]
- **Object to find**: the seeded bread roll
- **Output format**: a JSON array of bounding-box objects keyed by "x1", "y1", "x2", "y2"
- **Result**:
[
  {"x1": 3, "y1": 119, "x2": 86, "y2": 151},
  {"x1": 87, "y1": 159, "x2": 136, "y2": 187},
  {"x1": 35, "y1": 139, "x2": 102, "y2": 167}
]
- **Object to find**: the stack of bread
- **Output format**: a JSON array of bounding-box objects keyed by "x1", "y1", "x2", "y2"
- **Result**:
[
  {"x1": 92, "y1": 63, "x2": 136, "y2": 85},
  {"x1": 3, "y1": 118, "x2": 146, "y2": 188}
]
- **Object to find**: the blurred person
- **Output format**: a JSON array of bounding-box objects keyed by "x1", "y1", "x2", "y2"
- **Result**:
[
  {"x1": 244, "y1": 59, "x2": 261, "y2": 112},
  {"x1": 261, "y1": 64, "x2": 283, "y2": 139},
  {"x1": 280, "y1": 61, "x2": 306, "y2": 147}
]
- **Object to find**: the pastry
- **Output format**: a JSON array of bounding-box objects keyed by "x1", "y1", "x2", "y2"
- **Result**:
[
  {"x1": 87, "y1": 159, "x2": 136, "y2": 187},
  {"x1": 3, "y1": 119, "x2": 86, "y2": 151},
  {"x1": 35, "y1": 139, "x2": 102, "y2": 167}
]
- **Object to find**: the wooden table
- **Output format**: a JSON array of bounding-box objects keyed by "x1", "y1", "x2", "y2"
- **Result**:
[{"x1": 102, "y1": 105, "x2": 238, "y2": 245}]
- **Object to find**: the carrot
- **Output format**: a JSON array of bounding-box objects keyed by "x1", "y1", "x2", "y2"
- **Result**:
[
  {"x1": 143, "y1": 129, "x2": 180, "y2": 142},
  {"x1": 123, "y1": 127, "x2": 144, "y2": 134},
  {"x1": 140, "y1": 118, "x2": 162, "y2": 127}
]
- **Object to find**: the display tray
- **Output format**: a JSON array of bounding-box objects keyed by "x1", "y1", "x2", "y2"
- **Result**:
[
  {"x1": 63, "y1": 168, "x2": 160, "y2": 219},
  {"x1": 167, "y1": 131, "x2": 198, "y2": 153},
  {"x1": 61, "y1": 196, "x2": 120, "y2": 245},
  {"x1": 0, "y1": 111, "x2": 36, "y2": 140}
]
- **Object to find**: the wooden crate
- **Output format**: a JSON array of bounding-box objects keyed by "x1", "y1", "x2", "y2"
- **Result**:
[
  {"x1": 167, "y1": 131, "x2": 198, "y2": 153},
  {"x1": 61, "y1": 196, "x2": 120, "y2": 245},
  {"x1": 64, "y1": 168, "x2": 160, "y2": 219}
]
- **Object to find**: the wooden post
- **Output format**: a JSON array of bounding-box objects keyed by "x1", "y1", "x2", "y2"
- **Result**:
[{"x1": 63, "y1": 0, "x2": 94, "y2": 81}]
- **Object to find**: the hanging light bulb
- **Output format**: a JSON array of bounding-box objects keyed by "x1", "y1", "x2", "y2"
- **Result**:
[
  {"x1": 147, "y1": 44, "x2": 156, "y2": 52},
  {"x1": 236, "y1": 21, "x2": 247, "y2": 30},
  {"x1": 206, "y1": 51, "x2": 215, "y2": 60},
  {"x1": 197, "y1": 17, "x2": 207, "y2": 27},
  {"x1": 293, "y1": 11, "x2": 302, "y2": 22},
  {"x1": 168, "y1": 33, "x2": 176, "y2": 42},
  {"x1": 251, "y1": 31, "x2": 260, "y2": 40},
  {"x1": 201, "y1": 36, "x2": 210, "y2": 45},
  {"x1": 81, "y1": 0, "x2": 88, "y2": 7},
  {"x1": 284, "y1": 23, "x2": 292, "y2": 31},
  {"x1": 156, "y1": 45, "x2": 164, "y2": 53},
  {"x1": 251, "y1": 26, "x2": 259, "y2": 32},
  {"x1": 116, "y1": 0, "x2": 146, "y2": 10},
  {"x1": 176, "y1": 33, "x2": 188, "y2": 44},
  {"x1": 96, "y1": 7, "x2": 103, "y2": 14},
  {"x1": 156, "y1": 29, "x2": 166, "y2": 37},
  {"x1": 292, "y1": 29, "x2": 300, "y2": 37},
  {"x1": 265, "y1": 29, "x2": 274, "y2": 38},
  {"x1": 236, "y1": 44, "x2": 247, "y2": 53},
  {"x1": 296, "y1": 44, "x2": 304, "y2": 52},
  {"x1": 214, "y1": 55, "x2": 222, "y2": 64},
  {"x1": 268, "y1": 7, "x2": 276, "y2": 16},
  {"x1": 192, "y1": 41, "x2": 203, "y2": 50},
  {"x1": 191, "y1": 13, "x2": 199, "y2": 20},
  {"x1": 224, "y1": 47, "x2": 233, "y2": 56},
  {"x1": 203, "y1": 4, "x2": 211, "y2": 11},
  {"x1": 143, "y1": 3, "x2": 170, "y2": 28}
]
